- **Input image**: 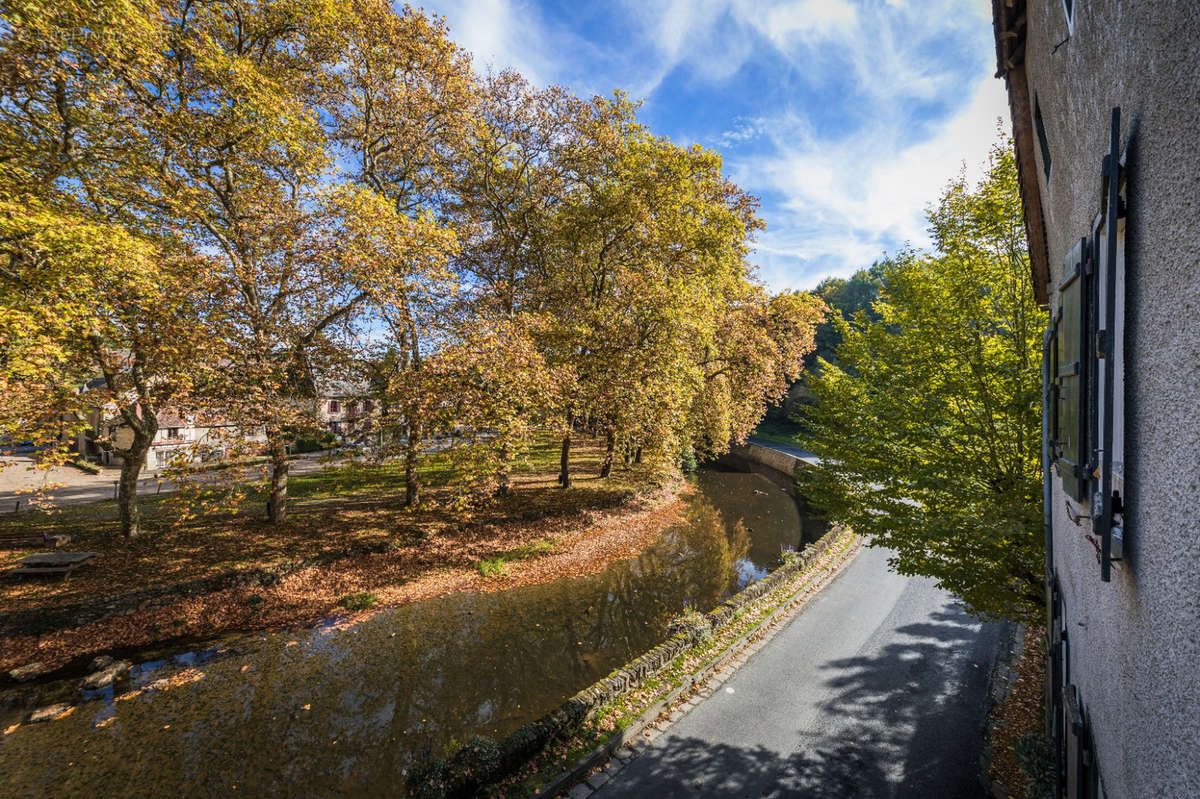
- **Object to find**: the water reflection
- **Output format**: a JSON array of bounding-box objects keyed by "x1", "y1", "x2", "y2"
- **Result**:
[{"x1": 0, "y1": 470, "x2": 809, "y2": 796}]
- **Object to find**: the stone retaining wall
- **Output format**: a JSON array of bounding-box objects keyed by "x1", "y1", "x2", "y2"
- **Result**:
[
  {"x1": 728, "y1": 442, "x2": 811, "y2": 477},
  {"x1": 426, "y1": 525, "x2": 847, "y2": 797}
]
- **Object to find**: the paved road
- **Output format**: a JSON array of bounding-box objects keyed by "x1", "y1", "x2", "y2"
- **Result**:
[
  {"x1": 594, "y1": 545, "x2": 1009, "y2": 798},
  {"x1": 0, "y1": 453, "x2": 333, "y2": 510},
  {"x1": 1, "y1": 436, "x2": 464, "y2": 511}
]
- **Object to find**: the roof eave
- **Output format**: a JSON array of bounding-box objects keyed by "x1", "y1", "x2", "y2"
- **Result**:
[{"x1": 992, "y1": 0, "x2": 1051, "y2": 307}]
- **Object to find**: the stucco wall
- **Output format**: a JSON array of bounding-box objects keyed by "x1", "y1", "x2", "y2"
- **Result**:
[{"x1": 1021, "y1": 2, "x2": 1200, "y2": 796}]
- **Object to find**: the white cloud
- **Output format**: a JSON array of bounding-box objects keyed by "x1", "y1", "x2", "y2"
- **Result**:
[
  {"x1": 714, "y1": 116, "x2": 767, "y2": 148},
  {"x1": 421, "y1": 0, "x2": 1009, "y2": 292},
  {"x1": 605, "y1": 0, "x2": 1009, "y2": 291},
  {"x1": 617, "y1": 0, "x2": 980, "y2": 105},
  {"x1": 429, "y1": 0, "x2": 561, "y2": 87},
  {"x1": 755, "y1": 0, "x2": 859, "y2": 48},
  {"x1": 742, "y1": 74, "x2": 1009, "y2": 290}
]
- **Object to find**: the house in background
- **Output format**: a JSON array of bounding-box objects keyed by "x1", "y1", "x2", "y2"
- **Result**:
[
  {"x1": 73, "y1": 381, "x2": 376, "y2": 470},
  {"x1": 75, "y1": 404, "x2": 268, "y2": 472},
  {"x1": 992, "y1": 1, "x2": 1199, "y2": 797},
  {"x1": 317, "y1": 382, "x2": 378, "y2": 443}
]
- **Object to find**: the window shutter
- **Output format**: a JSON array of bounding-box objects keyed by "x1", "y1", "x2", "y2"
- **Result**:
[
  {"x1": 1055, "y1": 238, "x2": 1089, "y2": 501},
  {"x1": 1045, "y1": 321, "x2": 1059, "y2": 461},
  {"x1": 1064, "y1": 683, "x2": 1104, "y2": 799},
  {"x1": 1093, "y1": 107, "x2": 1126, "y2": 581}
]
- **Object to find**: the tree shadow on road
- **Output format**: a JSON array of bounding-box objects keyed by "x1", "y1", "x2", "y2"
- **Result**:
[{"x1": 602, "y1": 600, "x2": 1004, "y2": 798}]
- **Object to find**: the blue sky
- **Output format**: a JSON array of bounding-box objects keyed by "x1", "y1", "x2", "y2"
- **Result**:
[{"x1": 420, "y1": 0, "x2": 1007, "y2": 292}]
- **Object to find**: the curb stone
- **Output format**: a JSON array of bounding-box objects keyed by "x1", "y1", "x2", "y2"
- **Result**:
[{"x1": 981, "y1": 622, "x2": 1023, "y2": 799}]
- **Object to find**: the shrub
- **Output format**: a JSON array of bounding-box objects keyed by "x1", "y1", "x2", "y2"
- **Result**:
[
  {"x1": 292, "y1": 432, "x2": 336, "y2": 454},
  {"x1": 679, "y1": 445, "x2": 699, "y2": 474},
  {"x1": 68, "y1": 458, "x2": 102, "y2": 475},
  {"x1": 406, "y1": 756, "x2": 447, "y2": 799},
  {"x1": 338, "y1": 591, "x2": 377, "y2": 611},
  {"x1": 779, "y1": 545, "x2": 802, "y2": 566},
  {"x1": 477, "y1": 557, "x2": 508, "y2": 578},
  {"x1": 448, "y1": 735, "x2": 503, "y2": 792},
  {"x1": 1014, "y1": 732, "x2": 1056, "y2": 799}
]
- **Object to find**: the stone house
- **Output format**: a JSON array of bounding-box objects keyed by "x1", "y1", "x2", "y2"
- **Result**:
[
  {"x1": 992, "y1": 1, "x2": 1199, "y2": 797},
  {"x1": 318, "y1": 394, "x2": 376, "y2": 437},
  {"x1": 315, "y1": 380, "x2": 380, "y2": 446},
  {"x1": 77, "y1": 405, "x2": 268, "y2": 471},
  {"x1": 75, "y1": 387, "x2": 376, "y2": 469}
]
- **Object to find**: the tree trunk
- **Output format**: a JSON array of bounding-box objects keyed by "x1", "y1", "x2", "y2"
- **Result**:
[
  {"x1": 266, "y1": 438, "x2": 289, "y2": 523},
  {"x1": 599, "y1": 428, "x2": 615, "y2": 478},
  {"x1": 496, "y1": 441, "x2": 513, "y2": 496},
  {"x1": 117, "y1": 428, "x2": 153, "y2": 538},
  {"x1": 634, "y1": 444, "x2": 643, "y2": 464},
  {"x1": 558, "y1": 412, "x2": 573, "y2": 489},
  {"x1": 405, "y1": 419, "x2": 421, "y2": 507}
]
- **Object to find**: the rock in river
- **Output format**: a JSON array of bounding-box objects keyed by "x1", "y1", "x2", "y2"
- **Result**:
[
  {"x1": 7, "y1": 662, "x2": 48, "y2": 682},
  {"x1": 29, "y1": 703, "x2": 75, "y2": 723},
  {"x1": 81, "y1": 659, "x2": 132, "y2": 689}
]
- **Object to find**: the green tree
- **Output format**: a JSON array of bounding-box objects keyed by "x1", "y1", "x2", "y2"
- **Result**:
[
  {"x1": 807, "y1": 262, "x2": 887, "y2": 370},
  {"x1": 798, "y1": 141, "x2": 1042, "y2": 621}
]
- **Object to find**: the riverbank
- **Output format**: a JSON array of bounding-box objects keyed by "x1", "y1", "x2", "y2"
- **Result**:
[
  {"x1": 0, "y1": 438, "x2": 682, "y2": 677},
  {"x1": 436, "y1": 527, "x2": 861, "y2": 798},
  {"x1": 1, "y1": 468, "x2": 819, "y2": 796}
]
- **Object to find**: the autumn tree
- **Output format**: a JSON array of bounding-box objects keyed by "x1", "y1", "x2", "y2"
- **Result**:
[
  {"x1": 0, "y1": 212, "x2": 221, "y2": 536},
  {"x1": 0, "y1": 0, "x2": 223, "y2": 536},
  {"x1": 691, "y1": 287, "x2": 825, "y2": 459},
  {"x1": 543, "y1": 113, "x2": 816, "y2": 481},
  {"x1": 323, "y1": 1, "x2": 476, "y2": 506},
  {"x1": 324, "y1": 185, "x2": 457, "y2": 507},
  {"x1": 448, "y1": 74, "x2": 596, "y2": 489},
  {"x1": 797, "y1": 142, "x2": 1043, "y2": 621},
  {"x1": 456, "y1": 79, "x2": 822, "y2": 487},
  {"x1": 451, "y1": 72, "x2": 590, "y2": 319},
  {"x1": 123, "y1": 0, "x2": 379, "y2": 523},
  {"x1": 3, "y1": 0, "x2": 827, "y2": 535},
  {"x1": 425, "y1": 316, "x2": 564, "y2": 498}
]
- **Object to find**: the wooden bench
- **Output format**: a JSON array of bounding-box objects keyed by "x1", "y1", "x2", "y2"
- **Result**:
[
  {"x1": 6, "y1": 551, "x2": 97, "y2": 578},
  {"x1": 0, "y1": 531, "x2": 71, "y2": 550}
]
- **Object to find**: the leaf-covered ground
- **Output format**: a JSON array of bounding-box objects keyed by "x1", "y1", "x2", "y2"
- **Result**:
[
  {"x1": 0, "y1": 437, "x2": 679, "y2": 672},
  {"x1": 987, "y1": 625, "x2": 1045, "y2": 797}
]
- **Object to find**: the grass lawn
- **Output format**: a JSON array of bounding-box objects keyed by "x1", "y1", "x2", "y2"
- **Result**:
[
  {"x1": 0, "y1": 435, "x2": 658, "y2": 613},
  {"x1": 750, "y1": 417, "x2": 808, "y2": 447}
]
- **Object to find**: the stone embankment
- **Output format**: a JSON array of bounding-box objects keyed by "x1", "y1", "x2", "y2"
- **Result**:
[{"x1": 729, "y1": 441, "x2": 813, "y2": 476}]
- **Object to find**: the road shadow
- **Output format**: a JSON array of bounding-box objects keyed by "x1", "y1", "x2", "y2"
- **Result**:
[{"x1": 603, "y1": 599, "x2": 1003, "y2": 798}]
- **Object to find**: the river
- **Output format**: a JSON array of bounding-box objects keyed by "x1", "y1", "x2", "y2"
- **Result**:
[{"x1": 0, "y1": 468, "x2": 824, "y2": 796}]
